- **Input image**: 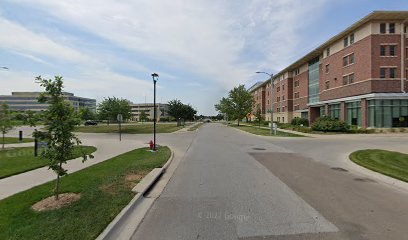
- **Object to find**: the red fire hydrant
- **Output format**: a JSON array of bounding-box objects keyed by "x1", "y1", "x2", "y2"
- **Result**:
[{"x1": 149, "y1": 140, "x2": 154, "y2": 150}]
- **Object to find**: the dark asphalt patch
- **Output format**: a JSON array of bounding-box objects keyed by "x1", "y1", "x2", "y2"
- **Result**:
[
  {"x1": 252, "y1": 147, "x2": 266, "y2": 151},
  {"x1": 331, "y1": 167, "x2": 349, "y2": 172}
]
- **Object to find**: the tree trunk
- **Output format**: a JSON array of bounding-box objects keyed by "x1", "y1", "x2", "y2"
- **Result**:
[
  {"x1": 237, "y1": 119, "x2": 240, "y2": 126},
  {"x1": 2, "y1": 132, "x2": 4, "y2": 149},
  {"x1": 259, "y1": 119, "x2": 261, "y2": 128},
  {"x1": 55, "y1": 162, "x2": 62, "y2": 200}
]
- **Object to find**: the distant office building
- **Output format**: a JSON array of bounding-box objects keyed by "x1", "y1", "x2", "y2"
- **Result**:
[
  {"x1": 0, "y1": 92, "x2": 96, "y2": 112},
  {"x1": 130, "y1": 103, "x2": 169, "y2": 122}
]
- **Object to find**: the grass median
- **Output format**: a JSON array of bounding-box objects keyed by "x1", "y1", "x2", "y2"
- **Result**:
[
  {"x1": 75, "y1": 123, "x2": 183, "y2": 134},
  {"x1": 0, "y1": 146, "x2": 97, "y2": 179},
  {"x1": 2, "y1": 137, "x2": 34, "y2": 144},
  {"x1": 0, "y1": 146, "x2": 171, "y2": 240},
  {"x1": 350, "y1": 149, "x2": 408, "y2": 182},
  {"x1": 231, "y1": 124, "x2": 305, "y2": 137}
]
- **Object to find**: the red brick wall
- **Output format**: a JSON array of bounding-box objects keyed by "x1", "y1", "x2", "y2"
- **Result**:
[
  {"x1": 371, "y1": 34, "x2": 401, "y2": 79},
  {"x1": 292, "y1": 70, "x2": 309, "y2": 110},
  {"x1": 320, "y1": 35, "x2": 372, "y2": 101}
]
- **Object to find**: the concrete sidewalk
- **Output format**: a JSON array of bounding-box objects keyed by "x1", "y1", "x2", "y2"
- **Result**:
[{"x1": 0, "y1": 135, "x2": 146, "y2": 200}]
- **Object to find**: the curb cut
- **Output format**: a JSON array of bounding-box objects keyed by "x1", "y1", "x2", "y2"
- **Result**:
[{"x1": 96, "y1": 150, "x2": 174, "y2": 240}]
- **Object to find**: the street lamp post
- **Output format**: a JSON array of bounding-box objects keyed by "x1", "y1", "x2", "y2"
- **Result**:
[
  {"x1": 151, "y1": 73, "x2": 159, "y2": 151},
  {"x1": 255, "y1": 71, "x2": 275, "y2": 135}
]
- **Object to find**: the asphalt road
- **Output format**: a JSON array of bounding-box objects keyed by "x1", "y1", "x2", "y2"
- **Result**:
[{"x1": 132, "y1": 123, "x2": 408, "y2": 240}]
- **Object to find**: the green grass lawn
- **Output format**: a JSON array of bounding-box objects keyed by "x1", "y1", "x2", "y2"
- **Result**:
[
  {"x1": 1, "y1": 137, "x2": 34, "y2": 144},
  {"x1": 350, "y1": 149, "x2": 408, "y2": 182},
  {"x1": 75, "y1": 123, "x2": 183, "y2": 134},
  {"x1": 0, "y1": 146, "x2": 97, "y2": 179},
  {"x1": 232, "y1": 124, "x2": 304, "y2": 137},
  {"x1": 0, "y1": 146, "x2": 170, "y2": 240}
]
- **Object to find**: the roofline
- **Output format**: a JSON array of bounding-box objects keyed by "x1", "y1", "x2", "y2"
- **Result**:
[{"x1": 269, "y1": 11, "x2": 408, "y2": 81}]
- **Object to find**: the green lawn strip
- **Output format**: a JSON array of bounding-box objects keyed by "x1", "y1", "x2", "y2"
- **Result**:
[
  {"x1": 0, "y1": 146, "x2": 170, "y2": 240},
  {"x1": 350, "y1": 149, "x2": 408, "y2": 182},
  {"x1": 74, "y1": 124, "x2": 183, "y2": 134},
  {"x1": 2, "y1": 137, "x2": 34, "y2": 144},
  {"x1": 0, "y1": 146, "x2": 97, "y2": 179},
  {"x1": 188, "y1": 122, "x2": 204, "y2": 131},
  {"x1": 232, "y1": 124, "x2": 304, "y2": 137}
]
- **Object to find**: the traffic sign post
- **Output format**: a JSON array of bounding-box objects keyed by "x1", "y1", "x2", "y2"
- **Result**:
[{"x1": 117, "y1": 114, "x2": 123, "y2": 141}]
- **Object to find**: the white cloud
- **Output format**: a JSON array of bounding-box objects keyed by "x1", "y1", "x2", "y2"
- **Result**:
[
  {"x1": 0, "y1": 17, "x2": 93, "y2": 65},
  {"x1": 6, "y1": 0, "x2": 328, "y2": 89}
]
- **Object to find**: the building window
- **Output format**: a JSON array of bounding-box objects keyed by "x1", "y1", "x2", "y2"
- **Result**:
[
  {"x1": 282, "y1": 96, "x2": 285, "y2": 101},
  {"x1": 294, "y1": 92, "x2": 299, "y2": 98},
  {"x1": 380, "y1": 23, "x2": 386, "y2": 34},
  {"x1": 282, "y1": 84, "x2": 285, "y2": 90},
  {"x1": 390, "y1": 45, "x2": 396, "y2": 56},
  {"x1": 380, "y1": 68, "x2": 386, "y2": 78},
  {"x1": 343, "y1": 56, "x2": 348, "y2": 66},
  {"x1": 346, "y1": 101, "x2": 361, "y2": 126},
  {"x1": 326, "y1": 48, "x2": 330, "y2": 57},
  {"x1": 282, "y1": 107, "x2": 285, "y2": 112},
  {"x1": 325, "y1": 64, "x2": 329, "y2": 73},
  {"x1": 294, "y1": 80, "x2": 299, "y2": 87},
  {"x1": 380, "y1": 45, "x2": 386, "y2": 56},
  {"x1": 325, "y1": 81, "x2": 330, "y2": 90},
  {"x1": 389, "y1": 23, "x2": 395, "y2": 33},
  {"x1": 368, "y1": 99, "x2": 408, "y2": 128},
  {"x1": 390, "y1": 68, "x2": 397, "y2": 78},
  {"x1": 329, "y1": 104, "x2": 340, "y2": 120},
  {"x1": 294, "y1": 105, "x2": 300, "y2": 111},
  {"x1": 350, "y1": 33, "x2": 355, "y2": 44},
  {"x1": 344, "y1": 37, "x2": 348, "y2": 47},
  {"x1": 277, "y1": 87, "x2": 280, "y2": 92},
  {"x1": 277, "y1": 96, "x2": 280, "y2": 102},
  {"x1": 294, "y1": 68, "x2": 300, "y2": 75},
  {"x1": 343, "y1": 73, "x2": 355, "y2": 85},
  {"x1": 349, "y1": 53, "x2": 355, "y2": 64}
]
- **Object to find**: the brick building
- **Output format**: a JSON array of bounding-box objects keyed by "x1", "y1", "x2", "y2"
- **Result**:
[{"x1": 250, "y1": 11, "x2": 408, "y2": 128}]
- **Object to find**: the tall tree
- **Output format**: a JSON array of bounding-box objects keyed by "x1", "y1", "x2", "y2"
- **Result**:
[
  {"x1": 215, "y1": 97, "x2": 234, "y2": 122},
  {"x1": 97, "y1": 97, "x2": 131, "y2": 124},
  {"x1": 167, "y1": 99, "x2": 185, "y2": 120},
  {"x1": 0, "y1": 104, "x2": 13, "y2": 149},
  {"x1": 215, "y1": 85, "x2": 253, "y2": 126},
  {"x1": 34, "y1": 76, "x2": 93, "y2": 200}
]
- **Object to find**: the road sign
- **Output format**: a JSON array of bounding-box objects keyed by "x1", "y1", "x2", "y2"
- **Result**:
[{"x1": 117, "y1": 114, "x2": 123, "y2": 123}]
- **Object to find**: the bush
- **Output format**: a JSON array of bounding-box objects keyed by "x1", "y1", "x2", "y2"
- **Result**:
[
  {"x1": 311, "y1": 116, "x2": 349, "y2": 132},
  {"x1": 347, "y1": 128, "x2": 375, "y2": 134},
  {"x1": 291, "y1": 117, "x2": 309, "y2": 127}
]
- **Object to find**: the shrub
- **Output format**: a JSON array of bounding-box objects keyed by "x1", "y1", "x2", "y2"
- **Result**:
[
  {"x1": 311, "y1": 116, "x2": 349, "y2": 132},
  {"x1": 291, "y1": 117, "x2": 309, "y2": 127}
]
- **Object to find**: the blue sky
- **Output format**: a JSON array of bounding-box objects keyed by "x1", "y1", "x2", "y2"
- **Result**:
[{"x1": 0, "y1": 0, "x2": 407, "y2": 115}]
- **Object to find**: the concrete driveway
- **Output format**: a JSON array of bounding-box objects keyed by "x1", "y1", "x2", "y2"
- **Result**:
[{"x1": 132, "y1": 123, "x2": 408, "y2": 240}]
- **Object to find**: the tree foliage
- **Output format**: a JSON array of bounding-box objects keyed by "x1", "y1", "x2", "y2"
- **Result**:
[
  {"x1": 139, "y1": 110, "x2": 149, "y2": 122},
  {"x1": 34, "y1": 76, "x2": 93, "y2": 199},
  {"x1": 254, "y1": 104, "x2": 263, "y2": 127},
  {"x1": 78, "y1": 107, "x2": 96, "y2": 121},
  {"x1": 0, "y1": 103, "x2": 13, "y2": 149},
  {"x1": 167, "y1": 99, "x2": 197, "y2": 121},
  {"x1": 97, "y1": 97, "x2": 131, "y2": 123},
  {"x1": 215, "y1": 85, "x2": 253, "y2": 126}
]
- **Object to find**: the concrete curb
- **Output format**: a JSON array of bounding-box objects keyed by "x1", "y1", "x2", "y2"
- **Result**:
[{"x1": 96, "y1": 150, "x2": 174, "y2": 240}]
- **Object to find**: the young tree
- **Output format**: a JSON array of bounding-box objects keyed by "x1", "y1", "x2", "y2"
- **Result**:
[
  {"x1": 34, "y1": 76, "x2": 93, "y2": 200},
  {"x1": 214, "y1": 97, "x2": 233, "y2": 122},
  {"x1": 97, "y1": 97, "x2": 131, "y2": 124},
  {"x1": 0, "y1": 104, "x2": 13, "y2": 149},
  {"x1": 254, "y1": 104, "x2": 263, "y2": 128},
  {"x1": 139, "y1": 110, "x2": 148, "y2": 122}
]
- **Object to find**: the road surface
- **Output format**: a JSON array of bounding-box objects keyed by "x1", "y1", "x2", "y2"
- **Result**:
[{"x1": 132, "y1": 123, "x2": 408, "y2": 240}]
